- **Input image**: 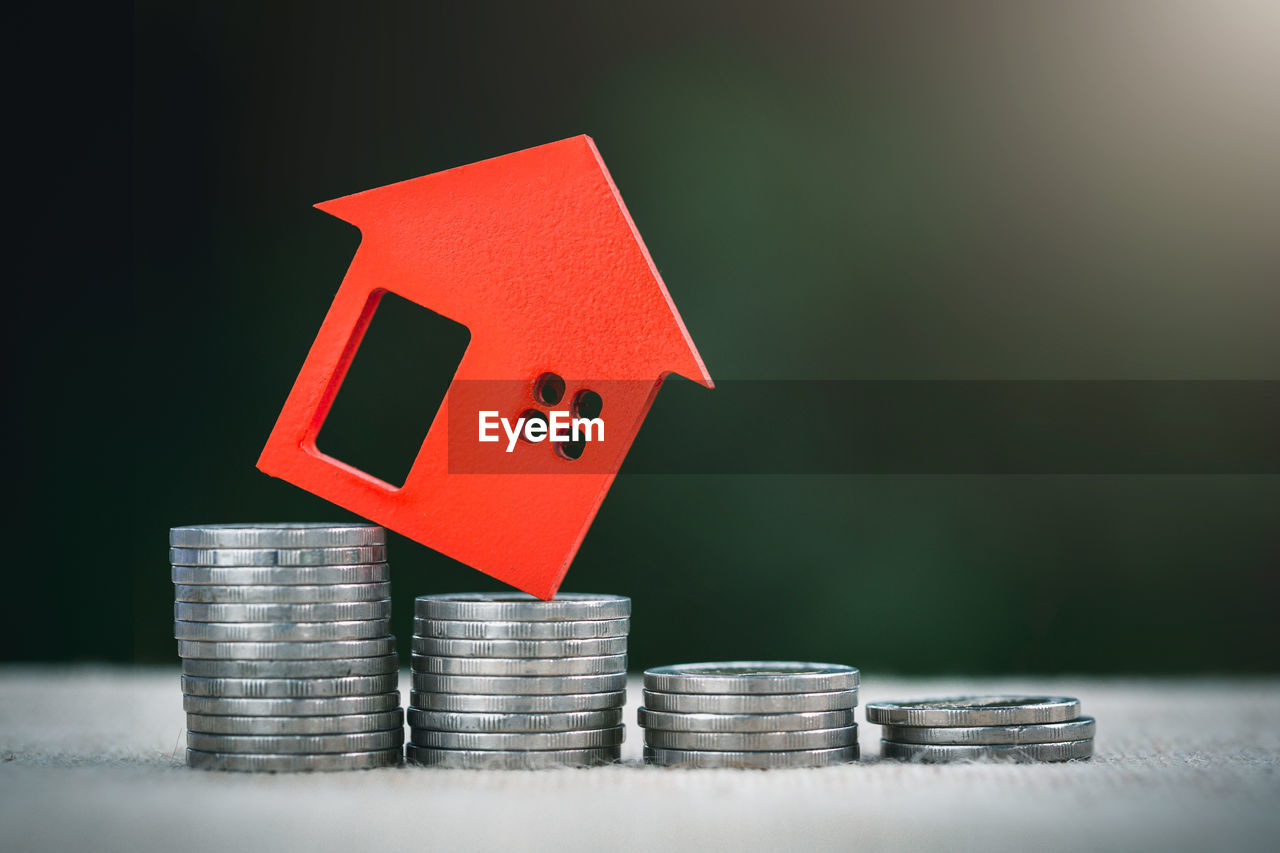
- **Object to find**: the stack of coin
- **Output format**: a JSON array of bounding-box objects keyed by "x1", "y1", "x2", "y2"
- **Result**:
[
  {"x1": 407, "y1": 593, "x2": 629, "y2": 769},
  {"x1": 639, "y1": 661, "x2": 861, "y2": 769},
  {"x1": 172, "y1": 523, "x2": 403, "y2": 772},
  {"x1": 868, "y1": 695, "x2": 1095, "y2": 762}
]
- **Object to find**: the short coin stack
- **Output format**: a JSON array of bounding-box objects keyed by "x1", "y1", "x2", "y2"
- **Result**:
[
  {"x1": 868, "y1": 695, "x2": 1095, "y2": 762},
  {"x1": 172, "y1": 523, "x2": 403, "y2": 771},
  {"x1": 640, "y1": 661, "x2": 861, "y2": 769},
  {"x1": 407, "y1": 593, "x2": 629, "y2": 769}
]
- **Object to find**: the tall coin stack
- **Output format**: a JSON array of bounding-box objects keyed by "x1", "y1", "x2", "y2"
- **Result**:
[
  {"x1": 868, "y1": 695, "x2": 1096, "y2": 762},
  {"x1": 172, "y1": 523, "x2": 404, "y2": 772},
  {"x1": 407, "y1": 593, "x2": 629, "y2": 769},
  {"x1": 640, "y1": 661, "x2": 861, "y2": 769}
]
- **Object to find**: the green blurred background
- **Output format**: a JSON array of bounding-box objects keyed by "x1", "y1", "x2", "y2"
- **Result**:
[{"x1": 11, "y1": 1, "x2": 1278, "y2": 673}]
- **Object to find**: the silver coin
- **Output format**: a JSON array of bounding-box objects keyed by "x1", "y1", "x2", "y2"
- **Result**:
[
  {"x1": 411, "y1": 690, "x2": 627, "y2": 714},
  {"x1": 170, "y1": 546, "x2": 387, "y2": 567},
  {"x1": 181, "y1": 674, "x2": 399, "y2": 698},
  {"x1": 406, "y1": 708, "x2": 621, "y2": 733},
  {"x1": 414, "y1": 618, "x2": 629, "y2": 640},
  {"x1": 182, "y1": 655, "x2": 399, "y2": 679},
  {"x1": 880, "y1": 738, "x2": 1094, "y2": 763},
  {"x1": 644, "y1": 745, "x2": 859, "y2": 769},
  {"x1": 175, "y1": 600, "x2": 391, "y2": 623},
  {"x1": 882, "y1": 717, "x2": 1097, "y2": 746},
  {"x1": 411, "y1": 726, "x2": 623, "y2": 750},
  {"x1": 405, "y1": 743, "x2": 619, "y2": 769},
  {"x1": 188, "y1": 729, "x2": 403, "y2": 754},
  {"x1": 645, "y1": 725, "x2": 857, "y2": 752},
  {"x1": 183, "y1": 692, "x2": 401, "y2": 716},
  {"x1": 642, "y1": 689, "x2": 858, "y2": 714},
  {"x1": 173, "y1": 564, "x2": 390, "y2": 585},
  {"x1": 186, "y1": 748, "x2": 402, "y2": 772},
  {"x1": 414, "y1": 593, "x2": 630, "y2": 622},
  {"x1": 177, "y1": 637, "x2": 396, "y2": 660},
  {"x1": 410, "y1": 654, "x2": 626, "y2": 677},
  {"x1": 637, "y1": 707, "x2": 856, "y2": 733},
  {"x1": 187, "y1": 710, "x2": 404, "y2": 736},
  {"x1": 171, "y1": 524, "x2": 385, "y2": 549},
  {"x1": 174, "y1": 619, "x2": 391, "y2": 642},
  {"x1": 174, "y1": 583, "x2": 391, "y2": 604},
  {"x1": 411, "y1": 672, "x2": 626, "y2": 695},
  {"x1": 865, "y1": 696, "x2": 1082, "y2": 727},
  {"x1": 412, "y1": 636, "x2": 627, "y2": 658},
  {"x1": 644, "y1": 662, "x2": 859, "y2": 695}
]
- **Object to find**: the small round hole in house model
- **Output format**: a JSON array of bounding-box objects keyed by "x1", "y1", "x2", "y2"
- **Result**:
[
  {"x1": 535, "y1": 373, "x2": 566, "y2": 405},
  {"x1": 557, "y1": 438, "x2": 587, "y2": 460},
  {"x1": 571, "y1": 389, "x2": 603, "y2": 420},
  {"x1": 518, "y1": 409, "x2": 548, "y2": 442}
]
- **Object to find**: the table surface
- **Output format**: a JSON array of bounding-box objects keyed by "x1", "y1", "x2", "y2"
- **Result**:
[{"x1": 1, "y1": 666, "x2": 1277, "y2": 852}]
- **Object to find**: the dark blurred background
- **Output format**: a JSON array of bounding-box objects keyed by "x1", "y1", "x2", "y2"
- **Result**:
[{"x1": 10, "y1": 1, "x2": 1278, "y2": 673}]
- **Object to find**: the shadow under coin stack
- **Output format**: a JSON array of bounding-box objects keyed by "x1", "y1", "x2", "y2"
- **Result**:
[
  {"x1": 407, "y1": 593, "x2": 629, "y2": 769},
  {"x1": 640, "y1": 661, "x2": 861, "y2": 769},
  {"x1": 171, "y1": 523, "x2": 403, "y2": 772},
  {"x1": 868, "y1": 695, "x2": 1095, "y2": 762}
]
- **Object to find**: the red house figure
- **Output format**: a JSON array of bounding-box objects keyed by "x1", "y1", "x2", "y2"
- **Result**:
[{"x1": 257, "y1": 136, "x2": 713, "y2": 599}]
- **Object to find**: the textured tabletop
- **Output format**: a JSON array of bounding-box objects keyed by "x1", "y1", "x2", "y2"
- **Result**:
[{"x1": 1, "y1": 666, "x2": 1277, "y2": 852}]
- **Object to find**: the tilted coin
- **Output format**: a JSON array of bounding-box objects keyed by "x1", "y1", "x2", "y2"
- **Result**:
[
  {"x1": 406, "y1": 708, "x2": 621, "y2": 733},
  {"x1": 174, "y1": 583, "x2": 392, "y2": 604},
  {"x1": 404, "y1": 744, "x2": 619, "y2": 769},
  {"x1": 644, "y1": 745, "x2": 859, "y2": 769},
  {"x1": 186, "y1": 748, "x2": 401, "y2": 772},
  {"x1": 177, "y1": 637, "x2": 396, "y2": 660},
  {"x1": 182, "y1": 654, "x2": 399, "y2": 679},
  {"x1": 414, "y1": 618, "x2": 629, "y2": 640},
  {"x1": 181, "y1": 674, "x2": 399, "y2": 698},
  {"x1": 170, "y1": 523, "x2": 385, "y2": 549},
  {"x1": 642, "y1": 689, "x2": 858, "y2": 715},
  {"x1": 410, "y1": 654, "x2": 626, "y2": 677},
  {"x1": 187, "y1": 729, "x2": 403, "y2": 754},
  {"x1": 637, "y1": 707, "x2": 856, "y2": 733},
  {"x1": 174, "y1": 619, "x2": 391, "y2": 642},
  {"x1": 410, "y1": 726, "x2": 624, "y2": 751},
  {"x1": 879, "y1": 739, "x2": 1094, "y2": 763},
  {"x1": 186, "y1": 710, "x2": 404, "y2": 736},
  {"x1": 411, "y1": 690, "x2": 627, "y2": 714},
  {"x1": 183, "y1": 692, "x2": 401, "y2": 717},
  {"x1": 644, "y1": 725, "x2": 857, "y2": 752},
  {"x1": 411, "y1": 672, "x2": 626, "y2": 695},
  {"x1": 881, "y1": 717, "x2": 1097, "y2": 746},
  {"x1": 865, "y1": 696, "x2": 1082, "y2": 727},
  {"x1": 411, "y1": 636, "x2": 626, "y2": 659},
  {"x1": 644, "y1": 662, "x2": 859, "y2": 695},
  {"x1": 170, "y1": 546, "x2": 386, "y2": 567},
  {"x1": 414, "y1": 593, "x2": 630, "y2": 622},
  {"x1": 175, "y1": 600, "x2": 391, "y2": 623},
  {"x1": 173, "y1": 564, "x2": 389, "y2": 585}
]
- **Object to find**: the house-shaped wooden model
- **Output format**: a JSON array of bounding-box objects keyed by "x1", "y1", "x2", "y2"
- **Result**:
[{"x1": 257, "y1": 136, "x2": 712, "y2": 598}]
